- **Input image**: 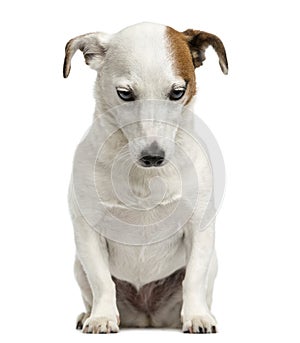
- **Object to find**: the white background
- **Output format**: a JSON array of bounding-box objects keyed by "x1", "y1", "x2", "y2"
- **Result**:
[{"x1": 1, "y1": 0, "x2": 299, "y2": 342}]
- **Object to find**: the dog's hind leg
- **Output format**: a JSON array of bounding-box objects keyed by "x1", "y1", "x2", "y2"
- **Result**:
[
  {"x1": 149, "y1": 268, "x2": 185, "y2": 328},
  {"x1": 74, "y1": 256, "x2": 92, "y2": 330},
  {"x1": 150, "y1": 287, "x2": 183, "y2": 328}
]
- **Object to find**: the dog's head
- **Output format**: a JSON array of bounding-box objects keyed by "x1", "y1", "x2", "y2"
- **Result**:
[{"x1": 64, "y1": 22, "x2": 228, "y2": 168}]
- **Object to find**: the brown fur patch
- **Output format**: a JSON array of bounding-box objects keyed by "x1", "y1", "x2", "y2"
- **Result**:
[
  {"x1": 183, "y1": 29, "x2": 228, "y2": 74},
  {"x1": 166, "y1": 27, "x2": 228, "y2": 97},
  {"x1": 166, "y1": 27, "x2": 196, "y2": 105}
]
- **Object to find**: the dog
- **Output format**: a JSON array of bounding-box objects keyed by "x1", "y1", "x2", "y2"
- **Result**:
[{"x1": 63, "y1": 22, "x2": 228, "y2": 334}]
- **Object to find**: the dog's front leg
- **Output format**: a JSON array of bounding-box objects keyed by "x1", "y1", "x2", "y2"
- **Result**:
[
  {"x1": 182, "y1": 223, "x2": 217, "y2": 333},
  {"x1": 74, "y1": 218, "x2": 119, "y2": 333}
]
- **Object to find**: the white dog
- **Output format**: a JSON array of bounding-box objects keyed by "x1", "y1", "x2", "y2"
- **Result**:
[{"x1": 64, "y1": 22, "x2": 228, "y2": 334}]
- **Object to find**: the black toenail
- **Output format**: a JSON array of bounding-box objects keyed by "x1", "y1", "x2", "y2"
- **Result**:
[{"x1": 76, "y1": 322, "x2": 83, "y2": 330}]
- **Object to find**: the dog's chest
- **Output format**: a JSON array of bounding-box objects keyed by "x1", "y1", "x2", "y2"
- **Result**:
[{"x1": 107, "y1": 230, "x2": 186, "y2": 289}]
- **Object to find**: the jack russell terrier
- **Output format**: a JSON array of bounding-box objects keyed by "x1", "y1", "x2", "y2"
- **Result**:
[{"x1": 63, "y1": 22, "x2": 228, "y2": 334}]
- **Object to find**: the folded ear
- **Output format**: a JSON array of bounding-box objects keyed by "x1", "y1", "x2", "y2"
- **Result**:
[
  {"x1": 183, "y1": 29, "x2": 228, "y2": 74},
  {"x1": 63, "y1": 32, "x2": 111, "y2": 78}
]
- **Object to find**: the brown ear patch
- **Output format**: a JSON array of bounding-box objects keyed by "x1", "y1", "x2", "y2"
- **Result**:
[
  {"x1": 166, "y1": 26, "x2": 196, "y2": 105},
  {"x1": 183, "y1": 29, "x2": 228, "y2": 74}
]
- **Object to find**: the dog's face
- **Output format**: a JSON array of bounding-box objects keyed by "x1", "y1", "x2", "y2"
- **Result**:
[{"x1": 64, "y1": 23, "x2": 228, "y2": 167}]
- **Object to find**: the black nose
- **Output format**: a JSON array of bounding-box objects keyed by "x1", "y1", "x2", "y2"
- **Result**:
[
  {"x1": 139, "y1": 154, "x2": 165, "y2": 167},
  {"x1": 139, "y1": 141, "x2": 165, "y2": 167}
]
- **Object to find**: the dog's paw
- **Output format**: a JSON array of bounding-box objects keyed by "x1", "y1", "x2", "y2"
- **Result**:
[
  {"x1": 82, "y1": 316, "x2": 119, "y2": 334},
  {"x1": 182, "y1": 313, "x2": 217, "y2": 334},
  {"x1": 76, "y1": 312, "x2": 90, "y2": 330}
]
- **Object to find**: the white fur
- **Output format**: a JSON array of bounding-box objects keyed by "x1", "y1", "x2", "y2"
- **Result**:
[{"x1": 66, "y1": 22, "x2": 218, "y2": 333}]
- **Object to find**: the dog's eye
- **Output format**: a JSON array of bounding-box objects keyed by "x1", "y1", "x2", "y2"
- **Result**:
[
  {"x1": 169, "y1": 88, "x2": 186, "y2": 101},
  {"x1": 116, "y1": 88, "x2": 135, "y2": 101}
]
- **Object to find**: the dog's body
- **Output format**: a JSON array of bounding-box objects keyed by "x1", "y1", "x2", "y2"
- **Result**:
[{"x1": 64, "y1": 22, "x2": 227, "y2": 333}]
